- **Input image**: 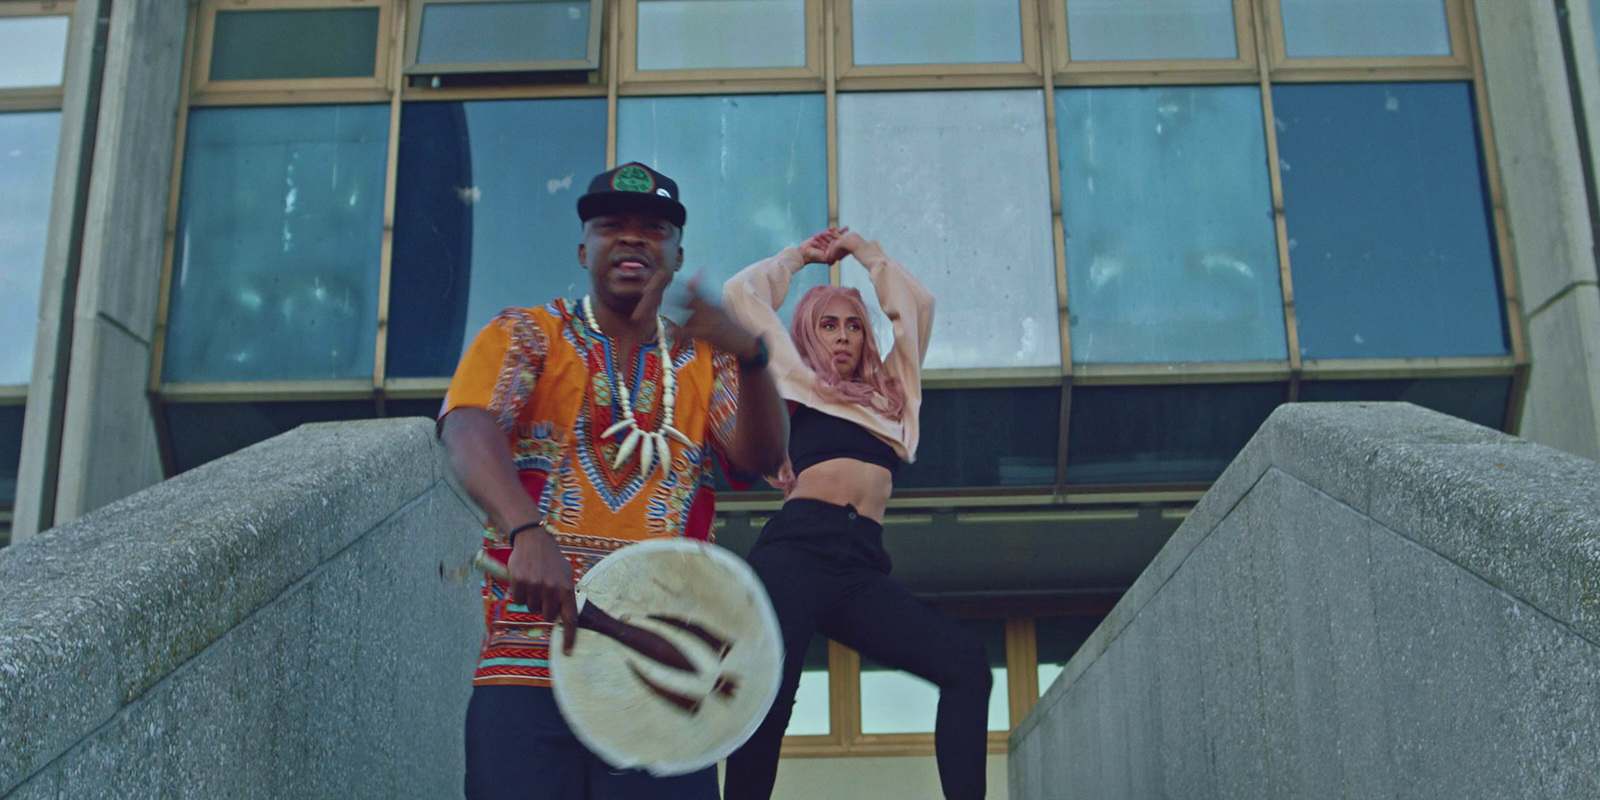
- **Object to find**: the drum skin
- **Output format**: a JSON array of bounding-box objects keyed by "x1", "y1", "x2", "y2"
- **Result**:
[{"x1": 550, "y1": 538, "x2": 784, "y2": 776}]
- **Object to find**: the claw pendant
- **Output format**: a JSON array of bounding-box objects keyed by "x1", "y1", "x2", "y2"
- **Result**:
[
  {"x1": 612, "y1": 428, "x2": 643, "y2": 469},
  {"x1": 638, "y1": 432, "x2": 656, "y2": 477}
]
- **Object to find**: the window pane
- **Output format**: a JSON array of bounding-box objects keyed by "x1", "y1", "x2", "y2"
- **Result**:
[
  {"x1": 1065, "y1": 0, "x2": 1237, "y2": 62},
  {"x1": 0, "y1": 15, "x2": 70, "y2": 88},
  {"x1": 618, "y1": 94, "x2": 828, "y2": 324},
  {"x1": 785, "y1": 636, "x2": 832, "y2": 736},
  {"x1": 851, "y1": 0, "x2": 1022, "y2": 66},
  {"x1": 1280, "y1": 0, "x2": 1450, "y2": 58},
  {"x1": 1035, "y1": 615, "x2": 1102, "y2": 693},
  {"x1": 1, "y1": 404, "x2": 23, "y2": 509},
  {"x1": 1066, "y1": 382, "x2": 1287, "y2": 484},
  {"x1": 1275, "y1": 83, "x2": 1506, "y2": 360},
  {"x1": 898, "y1": 387, "x2": 1060, "y2": 489},
  {"x1": 637, "y1": 0, "x2": 806, "y2": 70},
  {"x1": 1058, "y1": 86, "x2": 1285, "y2": 364},
  {"x1": 859, "y1": 618, "x2": 1009, "y2": 733},
  {"x1": 210, "y1": 8, "x2": 380, "y2": 81},
  {"x1": 1298, "y1": 376, "x2": 1510, "y2": 431},
  {"x1": 417, "y1": 1, "x2": 592, "y2": 66},
  {"x1": 0, "y1": 111, "x2": 61, "y2": 386},
  {"x1": 388, "y1": 98, "x2": 606, "y2": 378},
  {"x1": 165, "y1": 105, "x2": 389, "y2": 383},
  {"x1": 164, "y1": 401, "x2": 377, "y2": 474},
  {"x1": 838, "y1": 90, "x2": 1059, "y2": 370}
]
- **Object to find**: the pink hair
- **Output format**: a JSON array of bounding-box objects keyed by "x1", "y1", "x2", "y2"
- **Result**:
[{"x1": 789, "y1": 285, "x2": 906, "y2": 421}]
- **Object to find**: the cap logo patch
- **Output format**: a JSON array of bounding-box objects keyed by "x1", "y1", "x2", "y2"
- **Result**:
[{"x1": 612, "y1": 164, "x2": 655, "y2": 194}]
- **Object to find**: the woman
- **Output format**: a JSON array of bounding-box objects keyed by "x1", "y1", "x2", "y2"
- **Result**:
[{"x1": 721, "y1": 228, "x2": 992, "y2": 800}]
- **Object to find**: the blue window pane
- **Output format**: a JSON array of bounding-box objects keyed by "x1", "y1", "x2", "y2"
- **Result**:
[
  {"x1": 0, "y1": 15, "x2": 70, "y2": 88},
  {"x1": 416, "y1": 1, "x2": 593, "y2": 66},
  {"x1": 1066, "y1": 382, "x2": 1287, "y2": 484},
  {"x1": 897, "y1": 387, "x2": 1060, "y2": 489},
  {"x1": 1298, "y1": 376, "x2": 1510, "y2": 431},
  {"x1": 388, "y1": 99, "x2": 606, "y2": 378},
  {"x1": 164, "y1": 400, "x2": 377, "y2": 474},
  {"x1": 637, "y1": 0, "x2": 807, "y2": 71},
  {"x1": 1274, "y1": 83, "x2": 1506, "y2": 360},
  {"x1": 785, "y1": 636, "x2": 831, "y2": 736},
  {"x1": 618, "y1": 94, "x2": 828, "y2": 324},
  {"x1": 165, "y1": 105, "x2": 389, "y2": 383},
  {"x1": 1058, "y1": 86, "x2": 1286, "y2": 364},
  {"x1": 0, "y1": 111, "x2": 61, "y2": 385},
  {"x1": 1065, "y1": 0, "x2": 1237, "y2": 62},
  {"x1": 210, "y1": 8, "x2": 381, "y2": 81},
  {"x1": 1, "y1": 404, "x2": 23, "y2": 508},
  {"x1": 1281, "y1": 0, "x2": 1450, "y2": 58},
  {"x1": 851, "y1": 0, "x2": 1023, "y2": 66}
]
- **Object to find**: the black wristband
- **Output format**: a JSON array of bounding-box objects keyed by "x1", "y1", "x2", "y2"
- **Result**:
[
  {"x1": 738, "y1": 337, "x2": 770, "y2": 371},
  {"x1": 507, "y1": 521, "x2": 545, "y2": 546}
]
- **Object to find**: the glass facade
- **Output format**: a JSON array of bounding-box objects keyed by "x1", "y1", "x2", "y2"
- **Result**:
[
  {"x1": 838, "y1": 90, "x2": 1060, "y2": 370},
  {"x1": 389, "y1": 98, "x2": 608, "y2": 378},
  {"x1": 0, "y1": 111, "x2": 62, "y2": 386},
  {"x1": 165, "y1": 105, "x2": 390, "y2": 383},
  {"x1": 850, "y1": 0, "x2": 1023, "y2": 66},
  {"x1": 1, "y1": 404, "x2": 23, "y2": 510},
  {"x1": 1280, "y1": 0, "x2": 1452, "y2": 58},
  {"x1": 1275, "y1": 82, "x2": 1506, "y2": 360},
  {"x1": 164, "y1": 400, "x2": 378, "y2": 474},
  {"x1": 416, "y1": 1, "x2": 594, "y2": 67},
  {"x1": 859, "y1": 618, "x2": 1009, "y2": 733},
  {"x1": 1066, "y1": 383, "x2": 1289, "y2": 485},
  {"x1": 1064, "y1": 0, "x2": 1237, "y2": 62},
  {"x1": 210, "y1": 8, "x2": 381, "y2": 81},
  {"x1": 0, "y1": 14, "x2": 70, "y2": 89},
  {"x1": 1035, "y1": 615, "x2": 1103, "y2": 692},
  {"x1": 786, "y1": 635, "x2": 832, "y2": 736},
  {"x1": 636, "y1": 0, "x2": 807, "y2": 71},
  {"x1": 1057, "y1": 85, "x2": 1285, "y2": 364}
]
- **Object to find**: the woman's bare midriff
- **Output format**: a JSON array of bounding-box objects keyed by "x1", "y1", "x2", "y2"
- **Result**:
[{"x1": 787, "y1": 457, "x2": 895, "y2": 522}]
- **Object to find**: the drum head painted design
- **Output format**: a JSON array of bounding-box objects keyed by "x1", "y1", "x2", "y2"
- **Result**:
[{"x1": 550, "y1": 538, "x2": 783, "y2": 776}]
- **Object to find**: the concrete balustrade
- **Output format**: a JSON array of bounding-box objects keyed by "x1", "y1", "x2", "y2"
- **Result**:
[
  {"x1": 0, "y1": 419, "x2": 483, "y2": 798},
  {"x1": 1009, "y1": 403, "x2": 1600, "y2": 799}
]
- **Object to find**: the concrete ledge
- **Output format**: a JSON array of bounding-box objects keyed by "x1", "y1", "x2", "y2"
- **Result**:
[
  {"x1": 1011, "y1": 403, "x2": 1600, "y2": 799},
  {"x1": 0, "y1": 419, "x2": 483, "y2": 796}
]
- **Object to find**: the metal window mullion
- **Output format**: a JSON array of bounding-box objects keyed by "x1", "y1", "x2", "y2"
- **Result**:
[
  {"x1": 372, "y1": 0, "x2": 409, "y2": 413},
  {"x1": 1251, "y1": 0, "x2": 1301, "y2": 403},
  {"x1": 825, "y1": 0, "x2": 841, "y2": 286},
  {"x1": 605, "y1": 0, "x2": 620, "y2": 167}
]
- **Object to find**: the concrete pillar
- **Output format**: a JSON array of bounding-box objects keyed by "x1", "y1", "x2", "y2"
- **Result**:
[
  {"x1": 1475, "y1": 0, "x2": 1600, "y2": 460},
  {"x1": 13, "y1": 0, "x2": 190, "y2": 542}
]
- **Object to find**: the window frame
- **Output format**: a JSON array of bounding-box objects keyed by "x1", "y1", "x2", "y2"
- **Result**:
[
  {"x1": 618, "y1": 0, "x2": 824, "y2": 85},
  {"x1": 192, "y1": 0, "x2": 394, "y2": 97},
  {"x1": 1051, "y1": 0, "x2": 1260, "y2": 83},
  {"x1": 402, "y1": 0, "x2": 604, "y2": 77}
]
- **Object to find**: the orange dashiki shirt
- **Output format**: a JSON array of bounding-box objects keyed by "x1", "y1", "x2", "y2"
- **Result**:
[{"x1": 441, "y1": 298, "x2": 742, "y2": 688}]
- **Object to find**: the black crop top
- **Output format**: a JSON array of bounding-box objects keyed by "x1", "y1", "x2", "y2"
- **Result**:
[{"x1": 788, "y1": 404, "x2": 902, "y2": 476}]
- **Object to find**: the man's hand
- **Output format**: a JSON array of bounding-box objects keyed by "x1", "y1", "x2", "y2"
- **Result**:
[
  {"x1": 507, "y1": 526, "x2": 580, "y2": 655},
  {"x1": 631, "y1": 264, "x2": 675, "y2": 326},
  {"x1": 677, "y1": 275, "x2": 760, "y2": 361},
  {"x1": 798, "y1": 227, "x2": 848, "y2": 265}
]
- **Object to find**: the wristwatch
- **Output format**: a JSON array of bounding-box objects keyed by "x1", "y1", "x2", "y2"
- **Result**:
[{"x1": 738, "y1": 337, "x2": 770, "y2": 371}]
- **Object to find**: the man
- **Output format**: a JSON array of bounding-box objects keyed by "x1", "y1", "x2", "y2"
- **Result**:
[{"x1": 439, "y1": 162, "x2": 788, "y2": 799}]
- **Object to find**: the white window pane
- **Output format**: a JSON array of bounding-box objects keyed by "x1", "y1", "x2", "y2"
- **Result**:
[
  {"x1": 838, "y1": 90, "x2": 1059, "y2": 370},
  {"x1": 785, "y1": 668, "x2": 831, "y2": 735},
  {"x1": 1066, "y1": 0, "x2": 1237, "y2": 62},
  {"x1": 1281, "y1": 0, "x2": 1450, "y2": 58},
  {"x1": 417, "y1": 1, "x2": 593, "y2": 66},
  {"x1": 860, "y1": 667, "x2": 1009, "y2": 733},
  {"x1": 0, "y1": 111, "x2": 62, "y2": 385},
  {"x1": 851, "y1": 0, "x2": 1022, "y2": 66},
  {"x1": 638, "y1": 0, "x2": 806, "y2": 70},
  {"x1": 1037, "y1": 663, "x2": 1064, "y2": 694},
  {"x1": 0, "y1": 16, "x2": 70, "y2": 89}
]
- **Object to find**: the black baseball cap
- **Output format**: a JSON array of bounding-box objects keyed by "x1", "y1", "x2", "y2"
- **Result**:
[{"x1": 576, "y1": 162, "x2": 687, "y2": 228}]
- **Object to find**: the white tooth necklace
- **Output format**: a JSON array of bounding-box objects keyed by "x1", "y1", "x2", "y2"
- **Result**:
[{"x1": 583, "y1": 296, "x2": 693, "y2": 478}]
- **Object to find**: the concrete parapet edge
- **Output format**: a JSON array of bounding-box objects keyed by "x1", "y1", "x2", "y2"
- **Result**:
[
  {"x1": 0, "y1": 418, "x2": 445, "y2": 795},
  {"x1": 1012, "y1": 402, "x2": 1600, "y2": 748}
]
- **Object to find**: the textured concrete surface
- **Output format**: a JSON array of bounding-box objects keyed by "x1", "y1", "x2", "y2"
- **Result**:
[
  {"x1": 1011, "y1": 403, "x2": 1600, "y2": 800},
  {"x1": 1474, "y1": 0, "x2": 1600, "y2": 461},
  {"x1": 0, "y1": 419, "x2": 484, "y2": 798}
]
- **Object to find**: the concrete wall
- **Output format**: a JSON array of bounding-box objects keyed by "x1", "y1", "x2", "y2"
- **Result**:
[
  {"x1": 0, "y1": 419, "x2": 483, "y2": 798},
  {"x1": 1009, "y1": 403, "x2": 1600, "y2": 799},
  {"x1": 1476, "y1": 0, "x2": 1600, "y2": 459}
]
